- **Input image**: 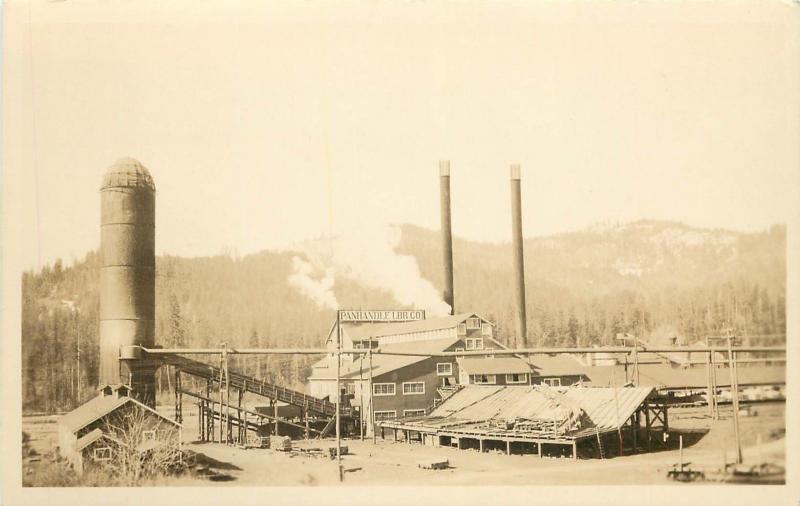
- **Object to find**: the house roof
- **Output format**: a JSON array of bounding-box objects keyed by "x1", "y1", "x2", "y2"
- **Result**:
[
  {"x1": 528, "y1": 354, "x2": 588, "y2": 377},
  {"x1": 336, "y1": 313, "x2": 493, "y2": 342},
  {"x1": 310, "y1": 336, "x2": 461, "y2": 381},
  {"x1": 581, "y1": 363, "x2": 786, "y2": 389},
  {"x1": 75, "y1": 428, "x2": 126, "y2": 451},
  {"x1": 459, "y1": 357, "x2": 532, "y2": 375},
  {"x1": 59, "y1": 390, "x2": 181, "y2": 434},
  {"x1": 427, "y1": 385, "x2": 655, "y2": 432},
  {"x1": 75, "y1": 428, "x2": 105, "y2": 451}
]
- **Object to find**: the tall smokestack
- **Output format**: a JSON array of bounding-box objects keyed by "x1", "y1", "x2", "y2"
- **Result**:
[
  {"x1": 510, "y1": 164, "x2": 527, "y2": 348},
  {"x1": 439, "y1": 160, "x2": 454, "y2": 315},
  {"x1": 100, "y1": 158, "x2": 157, "y2": 407}
]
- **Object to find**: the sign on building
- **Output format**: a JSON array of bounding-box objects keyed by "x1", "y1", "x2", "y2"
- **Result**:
[{"x1": 338, "y1": 309, "x2": 426, "y2": 323}]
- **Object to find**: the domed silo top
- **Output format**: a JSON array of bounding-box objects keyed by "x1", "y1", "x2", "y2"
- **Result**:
[{"x1": 101, "y1": 157, "x2": 155, "y2": 191}]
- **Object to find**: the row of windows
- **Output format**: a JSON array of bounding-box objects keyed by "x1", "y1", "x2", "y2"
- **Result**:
[
  {"x1": 374, "y1": 409, "x2": 425, "y2": 420},
  {"x1": 469, "y1": 373, "x2": 530, "y2": 385},
  {"x1": 373, "y1": 382, "x2": 425, "y2": 396},
  {"x1": 363, "y1": 374, "x2": 558, "y2": 392}
]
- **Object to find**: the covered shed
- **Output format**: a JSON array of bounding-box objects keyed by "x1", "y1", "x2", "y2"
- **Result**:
[{"x1": 377, "y1": 384, "x2": 667, "y2": 459}]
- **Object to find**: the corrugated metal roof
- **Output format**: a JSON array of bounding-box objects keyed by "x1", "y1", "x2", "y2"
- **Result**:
[
  {"x1": 428, "y1": 385, "x2": 654, "y2": 432},
  {"x1": 459, "y1": 357, "x2": 531, "y2": 375}
]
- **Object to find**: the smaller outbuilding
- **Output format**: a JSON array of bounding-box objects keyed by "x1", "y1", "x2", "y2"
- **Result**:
[{"x1": 58, "y1": 384, "x2": 181, "y2": 475}]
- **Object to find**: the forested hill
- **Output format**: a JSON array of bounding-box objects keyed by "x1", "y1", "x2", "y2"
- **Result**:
[{"x1": 22, "y1": 220, "x2": 785, "y2": 413}]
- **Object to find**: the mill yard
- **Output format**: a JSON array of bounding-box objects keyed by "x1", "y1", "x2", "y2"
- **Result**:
[{"x1": 23, "y1": 401, "x2": 785, "y2": 486}]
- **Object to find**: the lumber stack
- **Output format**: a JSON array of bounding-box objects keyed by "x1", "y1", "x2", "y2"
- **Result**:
[{"x1": 270, "y1": 435, "x2": 292, "y2": 451}]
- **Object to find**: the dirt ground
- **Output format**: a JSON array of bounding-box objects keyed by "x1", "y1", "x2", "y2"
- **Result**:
[{"x1": 22, "y1": 401, "x2": 785, "y2": 486}]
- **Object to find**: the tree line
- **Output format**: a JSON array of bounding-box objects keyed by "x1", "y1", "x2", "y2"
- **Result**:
[{"x1": 21, "y1": 221, "x2": 785, "y2": 413}]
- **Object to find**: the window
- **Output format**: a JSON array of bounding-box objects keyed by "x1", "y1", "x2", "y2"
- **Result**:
[
  {"x1": 373, "y1": 383, "x2": 396, "y2": 396},
  {"x1": 454, "y1": 347, "x2": 465, "y2": 354},
  {"x1": 475, "y1": 338, "x2": 484, "y2": 350},
  {"x1": 485, "y1": 347, "x2": 494, "y2": 359},
  {"x1": 142, "y1": 430, "x2": 156, "y2": 441},
  {"x1": 481, "y1": 323, "x2": 492, "y2": 337},
  {"x1": 402, "y1": 382, "x2": 425, "y2": 395},
  {"x1": 403, "y1": 409, "x2": 426, "y2": 417},
  {"x1": 465, "y1": 338, "x2": 475, "y2": 350},
  {"x1": 466, "y1": 317, "x2": 481, "y2": 330},
  {"x1": 457, "y1": 323, "x2": 467, "y2": 335},
  {"x1": 93, "y1": 447, "x2": 111, "y2": 461},
  {"x1": 471, "y1": 374, "x2": 496, "y2": 385},
  {"x1": 345, "y1": 382, "x2": 356, "y2": 395},
  {"x1": 437, "y1": 363, "x2": 453, "y2": 376},
  {"x1": 543, "y1": 378, "x2": 562, "y2": 387},
  {"x1": 374, "y1": 411, "x2": 396, "y2": 421},
  {"x1": 506, "y1": 373, "x2": 527, "y2": 384}
]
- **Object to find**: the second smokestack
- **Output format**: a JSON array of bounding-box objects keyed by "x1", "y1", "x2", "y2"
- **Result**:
[
  {"x1": 439, "y1": 160, "x2": 454, "y2": 315},
  {"x1": 510, "y1": 164, "x2": 527, "y2": 348}
]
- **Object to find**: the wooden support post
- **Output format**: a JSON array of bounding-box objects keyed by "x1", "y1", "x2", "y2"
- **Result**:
[
  {"x1": 304, "y1": 406, "x2": 310, "y2": 440},
  {"x1": 632, "y1": 414, "x2": 638, "y2": 450},
  {"x1": 479, "y1": 439, "x2": 484, "y2": 453},
  {"x1": 273, "y1": 399, "x2": 279, "y2": 436},
  {"x1": 457, "y1": 437, "x2": 461, "y2": 450},
  {"x1": 538, "y1": 442, "x2": 543, "y2": 458},
  {"x1": 572, "y1": 441, "x2": 577, "y2": 460},
  {"x1": 237, "y1": 388, "x2": 244, "y2": 444},
  {"x1": 506, "y1": 440, "x2": 511, "y2": 455}
]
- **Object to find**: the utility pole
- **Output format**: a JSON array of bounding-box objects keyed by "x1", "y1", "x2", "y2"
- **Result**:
[
  {"x1": 369, "y1": 337, "x2": 375, "y2": 445},
  {"x1": 727, "y1": 331, "x2": 743, "y2": 464},
  {"x1": 336, "y1": 311, "x2": 343, "y2": 482},
  {"x1": 359, "y1": 353, "x2": 364, "y2": 441}
]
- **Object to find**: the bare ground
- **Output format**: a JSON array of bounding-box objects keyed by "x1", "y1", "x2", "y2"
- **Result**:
[{"x1": 22, "y1": 402, "x2": 785, "y2": 486}]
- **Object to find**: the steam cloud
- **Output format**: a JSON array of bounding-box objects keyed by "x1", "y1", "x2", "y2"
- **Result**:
[{"x1": 287, "y1": 225, "x2": 451, "y2": 316}]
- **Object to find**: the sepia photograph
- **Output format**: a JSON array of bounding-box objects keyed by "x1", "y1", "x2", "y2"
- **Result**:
[{"x1": 2, "y1": 1, "x2": 798, "y2": 505}]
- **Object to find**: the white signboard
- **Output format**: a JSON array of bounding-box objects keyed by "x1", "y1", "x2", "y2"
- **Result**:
[{"x1": 338, "y1": 309, "x2": 426, "y2": 323}]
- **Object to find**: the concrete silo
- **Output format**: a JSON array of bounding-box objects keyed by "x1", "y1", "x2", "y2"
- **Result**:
[{"x1": 99, "y1": 157, "x2": 157, "y2": 407}]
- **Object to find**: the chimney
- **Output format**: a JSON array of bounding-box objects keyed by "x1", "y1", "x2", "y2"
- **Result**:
[
  {"x1": 99, "y1": 158, "x2": 157, "y2": 408},
  {"x1": 439, "y1": 161, "x2": 455, "y2": 315},
  {"x1": 510, "y1": 164, "x2": 527, "y2": 348}
]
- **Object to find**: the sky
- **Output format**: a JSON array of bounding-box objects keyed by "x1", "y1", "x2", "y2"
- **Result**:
[{"x1": 5, "y1": 0, "x2": 800, "y2": 271}]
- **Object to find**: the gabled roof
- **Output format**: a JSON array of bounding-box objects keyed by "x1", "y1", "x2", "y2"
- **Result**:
[
  {"x1": 528, "y1": 354, "x2": 588, "y2": 378},
  {"x1": 331, "y1": 313, "x2": 493, "y2": 343},
  {"x1": 59, "y1": 390, "x2": 181, "y2": 434},
  {"x1": 310, "y1": 336, "x2": 461, "y2": 381},
  {"x1": 459, "y1": 357, "x2": 532, "y2": 375}
]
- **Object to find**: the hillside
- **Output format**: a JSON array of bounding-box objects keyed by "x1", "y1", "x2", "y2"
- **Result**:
[{"x1": 21, "y1": 220, "x2": 785, "y2": 413}]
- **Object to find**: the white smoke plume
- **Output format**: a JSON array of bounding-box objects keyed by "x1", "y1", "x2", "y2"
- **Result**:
[{"x1": 288, "y1": 224, "x2": 451, "y2": 316}]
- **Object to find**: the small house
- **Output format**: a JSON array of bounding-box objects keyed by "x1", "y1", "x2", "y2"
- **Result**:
[{"x1": 58, "y1": 384, "x2": 181, "y2": 475}]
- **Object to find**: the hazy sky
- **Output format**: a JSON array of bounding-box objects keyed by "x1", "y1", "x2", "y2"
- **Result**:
[{"x1": 6, "y1": 0, "x2": 799, "y2": 271}]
